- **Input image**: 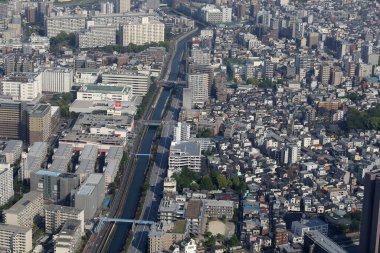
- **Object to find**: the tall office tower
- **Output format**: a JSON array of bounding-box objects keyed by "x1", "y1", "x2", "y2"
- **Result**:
[
  {"x1": 359, "y1": 171, "x2": 380, "y2": 253},
  {"x1": 100, "y1": 1, "x2": 114, "y2": 14},
  {"x1": 236, "y1": 3, "x2": 246, "y2": 21},
  {"x1": 287, "y1": 144, "x2": 299, "y2": 164},
  {"x1": 75, "y1": 173, "x2": 105, "y2": 219},
  {"x1": 263, "y1": 60, "x2": 274, "y2": 79},
  {"x1": 147, "y1": 0, "x2": 160, "y2": 10},
  {"x1": 320, "y1": 63, "x2": 331, "y2": 85},
  {"x1": 361, "y1": 43, "x2": 373, "y2": 64},
  {"x1": 173, "y1": 122, "x2": 191, "y2": 142},
  {"x1": 0, "y1": 224, "x2": 33, "y2": 253},
  {"x1": 187, "y1": 73, "x2": 209, "y2": 106},
  {"x1": 250, "y1": 0, "x2": 260, "y2": 19},
  {"x1": 116, "y1": 0, "x2": 130, "y2": 13},
  {"x1": 28, "y1": 104, "x2": 51, "y2": 144},
  {"x1": 307, "y1": 32, "x2": 319, "y2": 48},
  {"x1": 120, "y1": 17, "x2": 164, "y2": 46},
  {"x1": 0, "y1": 163, "x2": 14, "y2": 206},
  {"x1": 0, "y1": 100, "x2": 28, "y2": 141}
]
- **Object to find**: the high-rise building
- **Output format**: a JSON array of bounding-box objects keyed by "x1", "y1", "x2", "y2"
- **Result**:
[
  {"x1": 30, "y1": 170, "x2": 80, "y2": 204},
  {"x1": 173, "y1": 122, "x2": 191, "y2": 142},
  {"x1": 307, "y1": 32, "x2": 319, "y2": 48},
  {"x1": 0, "y1": 140, "x2": 23, "y2": 165},
  {"x1": 0, "y1": 224, "x2": 33, "y2": 253},
  {"x1": 0, "y1": 100, "x2": 28, "y2": 141},
  {"x1": 116, "y1": 0, "x2": 131, "y2": 13},
  {"x1": 320, "y1": 63, "x2": 331, "y2": 85},
  {"x1": 41, "y1": 68, "x2": 73, "y2": 93},
  {"x1": 78, "y1": 26, "x2": 117, "y2": 49},
  {"x1": 191, "y1": 48, "x2": 210, "y2": 65},
  {"x1": 148, "y1": 222, "x2": 186, "y2": 253},
  {"x1": 187, "y1": 73, "x2": 209, "y2": 106},
  {"x1": 359, "y1": 171, "x2": 380, "y2": 253},
  {"x1": 1, "y1": 72, "x2": 42, "y2": 101},
  {"x1": 236, "y1": 4, "x2": 246, "y2": 20},
  {"x1": 75, "y1": 173, "x2": 105, "y2": 219},
  {"x1": 188, "y1": 64, "x2": 213, "y2": 96},
  {"x1": 100, "y1": 2, "x2": 114, "y2": 14},
  {"x1": 28, "y1": 104, "x2": 51, "y2": 144},
  {"x1": 361, "y1": 43, "x2": 373, "y2": 64},
  {"x1": 20, "y1": 142, "x2": 48, "y2": 181},
  {"x1": 168, "y1": 141, "x2": 201, "y2": 177},
  {"x1": 54, "y1": 219, "x2": 83, "y2": 252},
  {"x1": 44, "y1": 204, "x2": 85, "y2": 234},
  {"x1": 0, "y1": 163, "x2": 14, "y2": 206},
  {"x1": 263, "y1": 60, "x2": 274, "y2": 79},
  {"x1": 120, "y1": 17, "x2": 164, "y2": 46},
  {"x1": 102, "y1": 71, "x2": 150, "y2": 96},
  {"x1": 4, "y1": 191, "x2": 43, "y2": 228}
]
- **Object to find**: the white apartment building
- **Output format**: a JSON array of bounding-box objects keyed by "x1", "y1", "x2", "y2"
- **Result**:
[
  {"x1": 102, "y1": 71, "x2": 150, "y2": 96},
  {"x1": 168, "y1": 141, "x2": 201, "y2": 177},
  {"x1": 46, "y1": 13, "x2": 159, "y2": 37},
  {"x1": 46, "y1": 15, "x2": 87, "y2": 37},
  {"x1": 78, "y1": 26, "x2": 117, "y2": 49},
  {"x1": 45, "y1": 204, "x2": 85, "y2": 234},
  {"x1": 173, "y1": 122, "x2": 191, "y2": 142},
  {"x1": 91, "y1": 13, "x2": 159, "y2": 27},
  {"x1": 121, "y1": 17, "x2": 164, "y2": 46},
  {"x1": 41, "y1": 68, "x2": 73, "y2": 93},
  {"x1": 1, "y1": 73, "x2": 42, "y2": 101},
  {"x1": 0, "y1": 163, "x2": 13, "y2": 206},
  {"x1": 0, "y1": 224, "x2": 32, "y2": 253},
  {"x1": 201, "y1": 5, "x2": 232, "y2": 24},
  {"x1": 100, "y1": 2, "x2": 114, "y2": 14},
  {"x1": 77, "y1": 85, "x2": 132, "y2": 102},
  {"x1": 4, "y1": 191, "x2": 44, "y2": 228},
  {"x1": 54, "y1": 220, "x2": 82, "y2": 253},
  {"x1": 187, "y1": 73, "x2": 209, "y2": 106}
]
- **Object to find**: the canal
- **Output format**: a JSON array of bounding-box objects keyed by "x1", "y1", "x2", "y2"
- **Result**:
[{"x1": 106, "y1": 36, "x2": 188, "y2": 252}]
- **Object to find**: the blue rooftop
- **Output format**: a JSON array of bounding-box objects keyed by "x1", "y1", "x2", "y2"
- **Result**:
[{"x1": 35, "y1": 170, "x2": 61, "y2": 177}]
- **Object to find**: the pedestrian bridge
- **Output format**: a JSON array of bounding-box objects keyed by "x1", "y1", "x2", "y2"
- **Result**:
[
  {"x1": 94, "y1": 217, "x2": 155, "y2": 233},
  {"x1": 141, "y1": 120, "x2": 174, "y2": 126}
]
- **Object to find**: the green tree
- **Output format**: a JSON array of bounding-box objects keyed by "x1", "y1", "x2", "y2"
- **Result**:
[
  {"x1": 247, "y1": 77, "x2": 259, "y2": 86},
  {"x1": 227, "y1": 234, "x2": 240, "y2": 247},
  {"x1": 200, "y1": 176, "x2": 214, "y2": 191},
  {"x1": 172, "y1": 167, "x2": 200, "y2": 193},
  {"x1": 216, "y1": 174, "x2": 228, "y2": 189}
]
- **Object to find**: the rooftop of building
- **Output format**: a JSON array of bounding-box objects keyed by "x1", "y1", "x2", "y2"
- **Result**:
[
  {"x1": 184, "y1": 199, "x2": 202, "y2": 219},
  {"x1": 5, "y1": 191, "x2": 43, "y2": 214},
  {"x1": 305, "y1": 230, "x2": 346, "y2": 253},
  {"x1": 45, "y1": 204, "x2": 83, "y2": 215},
  {"x1": 0, "y1": 223, "x2": 31, "y2": 234},
  {"x1": 170, "y1": 141, "x2": 201, "y2": 156},
  {"x1": 82, "y1": 85, "x2": 130, "y2": 94},
  {"x1": 29, "y1": 104, "x2": 50, "y2": 116}
]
